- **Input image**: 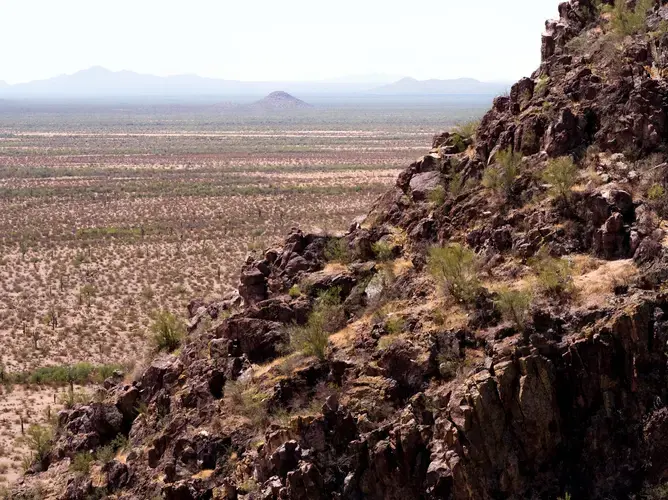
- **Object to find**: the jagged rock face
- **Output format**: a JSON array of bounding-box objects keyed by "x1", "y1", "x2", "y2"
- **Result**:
[
  {"x1": 477, "y1": 0, "x2": 668, "y2": 165},
  {"x1": 434, "y1": 297, "x2": 668, "y2": 499},
  {"x1": 238, "y1": 228, "x2": 329, "y2": 307},
  {"x1": 14, "y1": 2, "x2": 668, "y2": 500}
]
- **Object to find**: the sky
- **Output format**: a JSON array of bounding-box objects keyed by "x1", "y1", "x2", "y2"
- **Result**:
[{"x1": 0, "y1": 0, "x2": 560, "y2": 84}]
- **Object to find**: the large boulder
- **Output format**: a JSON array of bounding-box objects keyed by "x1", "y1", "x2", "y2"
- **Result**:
[
  {"x1": 51, "y1": 404, "x2": 124, "y2": 461},
  {"x1": 238, "y1": 267, "x2": 268, "y2": 305},
  {"x1": 409, "y1": 171, "x2": 442, "y2": 202},
  {"x1": 215, "y1": 317, "x2": 286, "y2": 363}
]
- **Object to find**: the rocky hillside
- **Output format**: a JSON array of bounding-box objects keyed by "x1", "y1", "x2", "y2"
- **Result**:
[
  {"x1": 243, "y1": 92, "x2": 312, "y2": 112},
  {"x1": 12, "y1": 1, "x2": 668, "y2": 498}
]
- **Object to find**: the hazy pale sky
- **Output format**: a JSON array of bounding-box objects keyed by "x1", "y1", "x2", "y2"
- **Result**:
[{"x1": 1, "y1": 0, "x2": 560, "y2": 84}]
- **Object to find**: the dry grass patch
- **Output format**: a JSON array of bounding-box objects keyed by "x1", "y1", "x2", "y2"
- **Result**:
[{"x1": 574, "y1": 258, "x2": 637, "y2": 307}]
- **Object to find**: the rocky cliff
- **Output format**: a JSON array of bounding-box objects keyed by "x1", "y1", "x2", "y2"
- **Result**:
[{"x1": 13, "y1": 1, "x2": 668, "y2": 499}]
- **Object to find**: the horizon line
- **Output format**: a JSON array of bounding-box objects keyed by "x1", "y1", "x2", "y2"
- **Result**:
[{"x1": 0, "y1": 66, "x2": 515, "y2": 86}]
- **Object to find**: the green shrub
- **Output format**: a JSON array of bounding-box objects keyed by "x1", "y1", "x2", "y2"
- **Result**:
[
  {"x1": 12, "y1": 362, "x2": 124, "y2": 386},
  {"x1": 534, "y1": 76, "x2": 550, "y2": 96},
  {"x1": 22, "y1": 424, "x2": 52, "y2": 464},
  {"x1": 288, "y1": 285, "x2": 302, "y2": 298},
  {"x1": 95, "y1": 445, "x2": 116, "y2": 464},
  {"x1": 448, "y1": 172, "x2": 464, "y2": 198},
  {"x1": 542, "y1": 156, "x2": 579, "y2": 200},
  {"x1": 324, "y1": 238, "x2": 352, "y2": 263},
  {"x1": 95, "y1": 434, "x2": 128, "y2": 464},
  {"x1": 239, "y1": 478, "x2": 260, "y2": 494},
  {"x1": 225, "y1": 381, "x2": 269, "y2": 428},
  {"x1": 482, "y1": 147, "x2": 523, "y2": 198},
  {"x1": 60, "y1": 388, "x2": 90, "y2": 409},
  {"x1": 110, "y1": 434, "x2": 129, "y2": 451},
  {"x1": 70, "y1": 452, "x2": 94, "y2": 475},
  {"x1": 372, "y1": 241, "x2": 394, "y2": 261},
  {"x1": 150, "y1": 310, "x2": 185, "y2": 353},
  {"x1": 648, "y1": 183, "x2": 666, "y2": 201},
  {"x1": 647, "y1": 182, "x2": 668, "y2": 218},
  {"x1": 604, "y1": 0, "x2": 653, "y2": 36},
  {"x1": 290, "y1": 287, "x2": 345, "y2": 360},
  {"x1": 290, "y1": 312, "x2": 329, "y2": 360},
  {"x1": 530, "y1": 250, "x2": 575, "y2": 297},
  {"x1": 427, "y1": 244, "x2": 480, "y2": 303},
  {"x1": 385, "y1": 315, "x2": 405, "y2": 335},
  {"x1": 428, "y1": 185, "x2": 446, "y2": 206},
  {"x1": 453, "y1": 120, "x2": 480, "y2": 140},
  {"x1": 449, "y1": 134, "x2": 467, "y2": 153},
  {"x1": 136, "y1": 401, "x2": 149, "y2": 416},
  {"x1": 317, "y1": 286, "x2": 343, "y2": 308},
  {"x1": 495, "y1": 287, "x2": 533, "y2": 331}
]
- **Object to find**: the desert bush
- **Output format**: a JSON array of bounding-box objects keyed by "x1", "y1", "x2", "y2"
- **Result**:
[
  {"x1": 428, "y1": 185, "x2": 447, "y2": 206},
  {"x1": 377, "y1": 334, "x2": 401, "y2": 350},
  {"x1": 15, "y1": 362, "x2": 124, "y2": 386},
  {"x1": 648, "y1": 183, "x2": 666, "y2": 201},
  {"x1": 95, "y1": 434, "x2": 128, "y2": 464},
  {"x1": 453, "y1": 120, "x2": 480, "y2": 140},
  {"x1": 290, "y1": 287, "x2": 344, "y2": 360},
  {"x1": 646, "y1": 180, "x2": 668, "y2": 218},
  {"x1": 70, "y1": 452, "x2": 94, "y2": 475},
  {"x1": 22, "y1": 424, "x2": 52, "y2": 464},
  {"x1": 238, "y1": 478, "x2": 260, "y2": 494},
  {"x1": 603, "y1": 0, "x2": 653, "y2": 36},
  {"x1": 427, "y1": 244, "x2": 480, "y2": 303},
  {"x1": 324, "y1": 237, "x2": 352, "y2": 263},
  {"x1": 95, "y1": 444, "x2": 116, "y2": 464},
  {"x1": 42, "y1": 305, "x2": 59, "y2": 330},
  {"x1": 372, "y1": 302, "x2": 405, "y2": 332},
  {"x1": 247, "y1": 236, "x2": 267, "y2": 253},
  {"x1": 372, "y1": 241, "x2": 394, "y2": 261},
  {"x1": 448, "y1": 172, "x2": 464, "y2": 198},
  {"x1": 288, "y1": 285, "x2": 302, "y2": 298},
  {"x1": 641, "y1": 482, "x2": 668, "y2": 500},
  {"x1": 140, "y1": 286, "x2": 155, "y2": 302},
  {"x1": 60, "y1": 387, "x2": 91, "y2": 409},
  {"x1": 290, "y1": 310, "x2": 329, "y2": 360},
  {"x1": 110, "y1": 433, "x2": 129, "y2": 451},
  {"x1": 534, "y1": 76, "x2": 550, "y2": 95},
  {"x1": 79, "y1": 283, "x2": 97, "y2": 307},
  {"x1": 225, "y1": 381, "x2": 269, "y2": 428},
  {"x1": 495, "y1": 287, "x2": 533, "y2": 331},
  {"x1": 542, "y1": 156, "x2": 578, "y2": 200},
  {"x1": 317, "y1": 286, "x2": 343, "y2": 308},
  {"x1": 530, "y1": 250, "x2": 575, "y2": 297},
  {"x1": 385, "y1": 315, "x2": 405, "y2": 335},
  {"x1": 150, "y1": 310, "x2": 185, "y2": 353},
  {"x1": 482, "y1": 147, "x2": 523, "y2": 198}
]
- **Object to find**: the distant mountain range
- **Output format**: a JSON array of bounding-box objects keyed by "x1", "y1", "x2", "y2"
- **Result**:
[
  {"x1": 371, "y1": 77, "x2": 509, "y2": 95},
  {"x1": 0, "y1": 67, "x2": 509, "y2": 98}
]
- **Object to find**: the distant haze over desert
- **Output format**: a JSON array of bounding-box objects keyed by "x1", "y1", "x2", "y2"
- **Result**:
[{"x1": 0, "y1": 66, "x2": 510, "y2": 99}]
